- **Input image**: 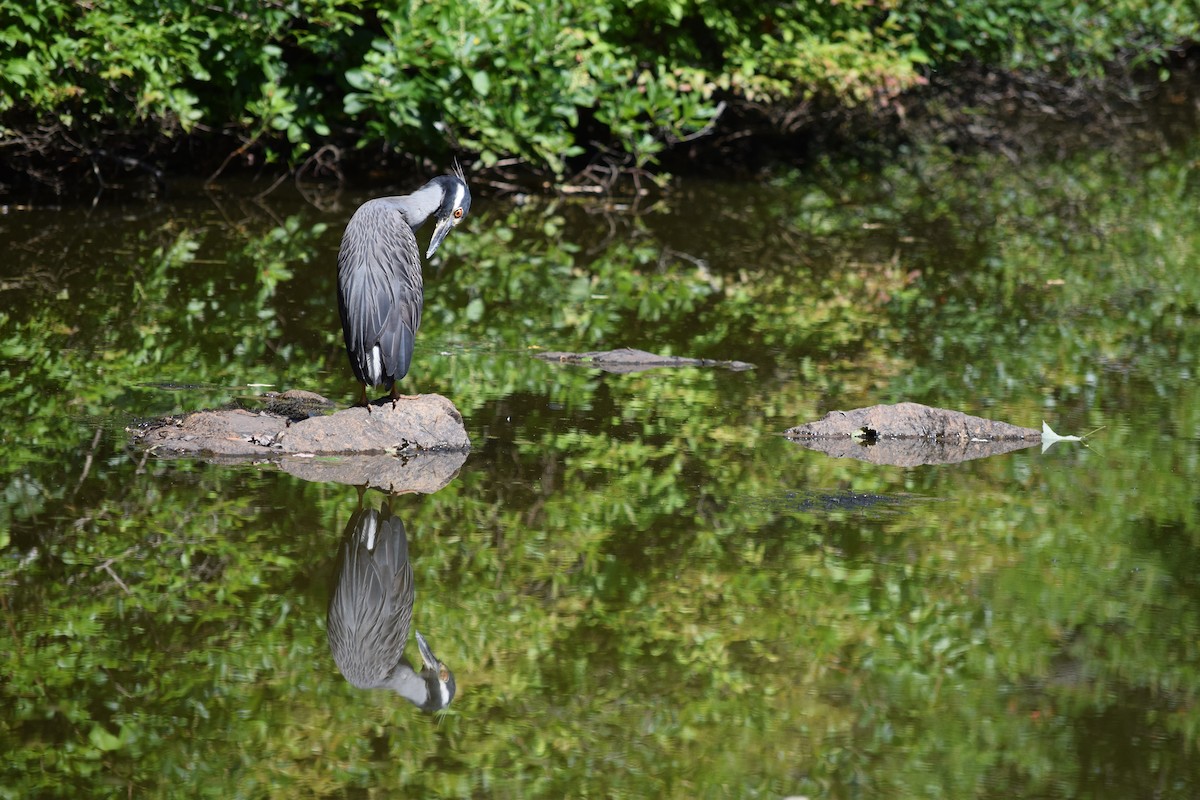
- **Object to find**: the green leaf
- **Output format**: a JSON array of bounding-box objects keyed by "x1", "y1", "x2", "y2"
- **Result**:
[
  {"x1": 344, "y1": 69, "x2": 371, "y2": 91},
  {"x1": 471, "y1": 70, "x2": 490, "y2": 96},
  {"x1": 89, "y1": 726, "x2": 123, "y2": 752}
]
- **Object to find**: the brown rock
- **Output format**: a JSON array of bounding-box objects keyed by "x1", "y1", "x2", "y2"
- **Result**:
[
  {"x1": 783, "y1": 401, "x2": 1041, "y2": 466},
  {"x1": 278, "y1": 394, "x2": 469, "y2": 454},
  {"x1": 128, "y1": 392, "x2": 470, "y2": 491},
  {"x1": 131, "y1": 392, "x2": 470, "y2": 457},
  {"x1": 785, "y1": 402, "x2": 1040, "y2": 441}
]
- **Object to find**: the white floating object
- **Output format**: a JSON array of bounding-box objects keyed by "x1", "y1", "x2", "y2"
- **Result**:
[{"x1": 1041, "y1": 420, "x2": 1083, "y2": 453}]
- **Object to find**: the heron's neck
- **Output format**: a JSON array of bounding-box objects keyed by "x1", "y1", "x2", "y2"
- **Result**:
[
  {"x1": 397, "y1": 182, "x2": 443, "y2": 232},
  {"x1": 385, "y1": 664, "x2": 431, "y2": 706}
]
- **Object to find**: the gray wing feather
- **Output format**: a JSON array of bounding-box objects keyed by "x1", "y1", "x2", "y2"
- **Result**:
[
  {"x1": 327, "y1": 504, "x2": 416, "y2": 689},
  {"x1": 337, "y1": 199, "x2": 425, "y2": 388}
]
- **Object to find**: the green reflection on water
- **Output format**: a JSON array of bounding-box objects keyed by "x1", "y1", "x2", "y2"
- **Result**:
[{"x1": 2, "y1": 143, "x2": 1200, "y2": 798}]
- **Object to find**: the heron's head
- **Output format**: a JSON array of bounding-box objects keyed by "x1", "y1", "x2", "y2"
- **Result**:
[
  {"x1": 414, "y1": 630, "x2": 456, "y2": 712},
  {"x1": 425, "y1": 170, "x2": 472, "y2": 259}
]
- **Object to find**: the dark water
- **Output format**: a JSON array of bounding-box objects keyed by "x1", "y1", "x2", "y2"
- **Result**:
[{"x1": 3, "y1": 136, "x2": 1200, "y2": 798}]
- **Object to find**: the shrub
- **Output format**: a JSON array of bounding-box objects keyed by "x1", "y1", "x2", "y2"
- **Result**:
[{"x1": 0, "y1": 0, "x2": 1194, "y2": 182}]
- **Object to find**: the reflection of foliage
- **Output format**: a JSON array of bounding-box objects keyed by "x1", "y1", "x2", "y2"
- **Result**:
[
  {"x1": 4, "y1": 143, "x2": 1200, "y2": 796},
  {"x1": 873, "y1": 148, "x2": 1200, "y2": 413},
  {"x1": 0, "y1": 213, "x2": 330, "y2": 535},
  {"x1": 431, "y1": 207, "x2": 724, "y2": 346}
]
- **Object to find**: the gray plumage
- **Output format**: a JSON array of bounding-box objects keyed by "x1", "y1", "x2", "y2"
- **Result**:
[
  {"x1": 336, "y1": 167, "x2": 472, "y2": 405},
  {"x1": 327, "y1": 501, "x2": 456, "y2": 712}
]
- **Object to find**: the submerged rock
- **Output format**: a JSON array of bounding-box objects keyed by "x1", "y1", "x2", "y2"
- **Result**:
[
  {"x1": 784, "y1": 401, "x2": 1041, "y2": 466},
  {"x1": 535, "y1": 347, "x2": 754, "y2": 374}
]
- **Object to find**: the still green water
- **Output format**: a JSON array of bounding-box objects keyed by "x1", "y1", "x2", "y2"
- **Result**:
[{"x1": 2, "y1": 139, "x2": 1199, "y2": 798}]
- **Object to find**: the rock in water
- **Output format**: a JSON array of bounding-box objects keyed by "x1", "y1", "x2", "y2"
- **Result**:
[
  {"x1": 784, "y1": 402, "x2": 1040, "y2": 442},
  {"x1": 130, "y1": 392, "x2": 470, "y2": 457},
  {"x1": 783, "y1": 401, "x2": 1041, "y2": 466}
]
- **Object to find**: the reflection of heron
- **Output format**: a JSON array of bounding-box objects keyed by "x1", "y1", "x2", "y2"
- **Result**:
[
  {"x1": 336, "y1": 165, "x2": 472, "y2": 407},
  {"x1": 327, "y1": 498, "x2": 456, "y2": 711}
]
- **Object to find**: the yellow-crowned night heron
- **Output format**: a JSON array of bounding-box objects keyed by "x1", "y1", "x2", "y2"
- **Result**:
[
  {"x1": 327, "y1": 498, "x2": 455, "y2": 711},
  {"x1": 337, "y1": 164, "x2": 472, "y2": 408}
]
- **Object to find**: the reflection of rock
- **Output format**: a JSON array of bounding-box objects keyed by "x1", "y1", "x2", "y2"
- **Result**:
[
  {"x1": 130, "y1": 392, "x2": 470, "y2": 457},
  {"x1": 282, "y1": 451, "x2": 466, "y2": 494},
  {"x1": 790, "y1": 436, "x2": 1038, "y2": 466},
  {"x1": 535, "y1": 347, "x2": 754, "y2": 373},
  {"x1": 784, "y1": 402, "x2": 1041, "y2": 466}
]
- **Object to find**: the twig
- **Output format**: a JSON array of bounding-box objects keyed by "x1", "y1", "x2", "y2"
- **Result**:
[
  {"x1": 254, "y1": 169, "x2": 291, "y2": 202},
  {"x1": 671, "y1": 101, "x2": 727, "y2": 144},
  {"x1": 95, "y1": 558, "x2": 132, "y2": 595},
  {"x1": 134, "y1": 446, "x2": 152, "y2": 475},
  {"x1": 660, "y1": 247, "x2": 709, "y2": 271},
  {"x1": 482, "y1": 179, "x2": 524, "y2": 193},
  {"x1": 206, "y1": 132, "x2": 262, "y2": 186},
  {"x1": 72, "y1": 427, "x2": 104, "y2": 497}
]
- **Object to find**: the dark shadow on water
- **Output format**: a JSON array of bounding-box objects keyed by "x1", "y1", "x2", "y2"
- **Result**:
[{"x1": 772, "y1": 489, "x2": 921, "y2": 518}]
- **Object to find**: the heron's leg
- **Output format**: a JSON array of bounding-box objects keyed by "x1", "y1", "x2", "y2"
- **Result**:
[
  {"x1": 389, "y1": 385, "x2": 420, "y2": 408},
  {"x1": 358, "y1": 384, "x2": 371, "y2": 413}
]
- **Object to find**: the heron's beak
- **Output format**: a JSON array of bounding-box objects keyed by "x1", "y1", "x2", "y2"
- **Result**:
[
  {"x1": 415, "y1": 630, "x2": 438, "y2": 671},
  {"x1": 426, "y1": 216, "x2": 455, "y2": 259}
]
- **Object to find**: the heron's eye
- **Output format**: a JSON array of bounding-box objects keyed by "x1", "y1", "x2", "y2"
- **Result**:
[
  {"x1": 453, "y1": 207, "x2": 464, "y2": 220},
  {"x1": 439, "y1": 666, "x2": 449, "y2": 681}
]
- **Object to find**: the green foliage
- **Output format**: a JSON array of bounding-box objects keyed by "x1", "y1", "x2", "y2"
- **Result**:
[
  {"x1": 1, "y1": 1, "x2": 1194, "y2": 176},
  {"x1": 343, "y1": 1, "x2": 724, "y2": 171},
  {"x1": 891, "y1": 0, "x2": 1200, "y2": 76},
  {"x1": 0, "y1": 0, "x2": 360, "y2": 151}
]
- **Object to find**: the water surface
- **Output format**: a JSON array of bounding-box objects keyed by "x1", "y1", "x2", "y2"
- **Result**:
[{"x1": 3, "y1": 140, "x2": 1199, "y2": 798}]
